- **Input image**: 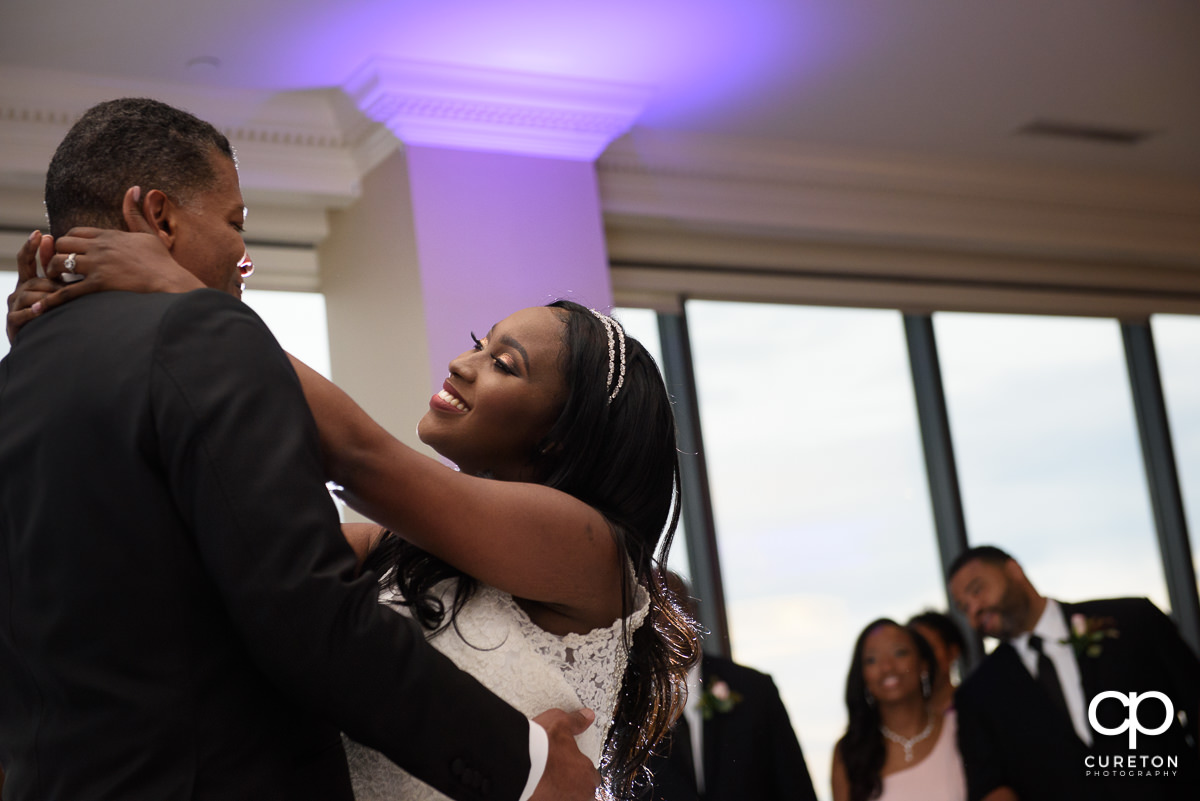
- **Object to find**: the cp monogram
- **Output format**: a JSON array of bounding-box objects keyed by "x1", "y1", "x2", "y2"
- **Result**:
[{"x1": 1088, "y1": 691, "x2": 1174, "y2": 749}]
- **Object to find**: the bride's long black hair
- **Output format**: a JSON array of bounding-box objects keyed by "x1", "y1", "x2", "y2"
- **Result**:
[{"x1": 363, "y1": 300, "x2": 700, "y2": 799}]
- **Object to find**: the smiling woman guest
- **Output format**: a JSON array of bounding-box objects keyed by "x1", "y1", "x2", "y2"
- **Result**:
[{"x1": 831, "y1": 619, "x2": 966, "y2": 801}]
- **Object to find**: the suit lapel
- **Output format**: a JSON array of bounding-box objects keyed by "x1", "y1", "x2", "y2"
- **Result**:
[
  {"x1": 1059, "y1": 602, "x2": 1099, "y2": 703},
  {"x1": 992, "y1": 641, "x2": 1037, "y2": 695}
]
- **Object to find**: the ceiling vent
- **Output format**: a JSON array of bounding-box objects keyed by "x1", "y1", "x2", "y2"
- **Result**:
[{"x1": 1016, "y1": 118, "x2": 1156, "y2": 146}]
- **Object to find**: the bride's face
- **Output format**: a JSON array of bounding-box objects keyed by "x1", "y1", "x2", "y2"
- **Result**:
[{"x1": 418, "y1": 307, "x2": 568, "y2": 482}]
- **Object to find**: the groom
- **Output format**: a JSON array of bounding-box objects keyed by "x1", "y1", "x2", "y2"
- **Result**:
[
  {"x1": 949, "y1": 545, "x2": 1200, "y2": 801},
  {"x1": 0, "y1": 98, "x2": 595, "y2": 801}
]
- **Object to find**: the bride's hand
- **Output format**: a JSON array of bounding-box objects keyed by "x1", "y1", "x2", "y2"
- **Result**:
[
  {"x1": 6, "y1": 230, "x2": 58, "y2": 344},
  {"x1": 7, "y1": 196, "x2": 192, "y2": 341},
  {"x1": 8, "y1": 188, "x2": 201, "y2": 345},
  {"x1": 38, "y1": 185, "x2": 203, "y2": 294}
]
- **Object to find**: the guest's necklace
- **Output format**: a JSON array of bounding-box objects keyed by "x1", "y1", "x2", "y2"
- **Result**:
[{"x1": 880, "y1": 712, "x2": 935, "y2": 762}]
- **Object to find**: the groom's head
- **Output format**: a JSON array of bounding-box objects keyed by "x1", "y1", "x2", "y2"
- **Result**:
[
  {"x1": 45, "y1": 98, "x2": 250, "y2": 297},
  {"x1": 948, "y1": 545, "x2": 1043, "y2": 640}
]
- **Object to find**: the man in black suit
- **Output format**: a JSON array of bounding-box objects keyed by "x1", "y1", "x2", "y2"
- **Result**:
[
  {"x1": 644, "y1": 574, "x2": 818, "y2": 801},
  {"x1": 0, "y1": 98, "x2": 595, "y2": 801},
  {"x1": 949, "y1": 545, "x2": 1200, "y2": 801}
]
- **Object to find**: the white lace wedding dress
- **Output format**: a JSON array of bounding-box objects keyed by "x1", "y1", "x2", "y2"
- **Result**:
[{"x1": 344, "y1": 578, "x2": 650, "y2": 801}]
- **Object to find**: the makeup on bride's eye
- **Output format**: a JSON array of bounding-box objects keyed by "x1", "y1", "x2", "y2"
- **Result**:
[{"x1": 493, "y1": 353, "x2": 517, "y2": 374}]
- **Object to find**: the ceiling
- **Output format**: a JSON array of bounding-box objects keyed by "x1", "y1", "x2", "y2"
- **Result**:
[{"x1": 2, "y1": 0, "x2": 1198, "y2": 179}]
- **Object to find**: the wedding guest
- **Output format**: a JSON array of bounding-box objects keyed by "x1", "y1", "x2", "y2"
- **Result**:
[
  {"x1": 831, "y1": 619, "x2": 967, "y2": 801},
  {"x1": 908, "y1": 610, "x2": 967, "y2": 715},
  {"x1": 949, "y1": 545, "x2": 1200, "y2": 801},
  {"x1": 641, "y1": 572, "x2": 819, "y2": 801}
]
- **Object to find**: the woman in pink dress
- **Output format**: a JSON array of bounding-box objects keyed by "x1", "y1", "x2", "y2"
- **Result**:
[{"x1": 831, "y1": 619, "x2": 966, "y2": 801}]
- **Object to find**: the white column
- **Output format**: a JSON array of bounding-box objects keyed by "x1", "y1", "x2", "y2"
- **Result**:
[
  {"x1": 343, "y1": 58, "x2": 650, "y2": 394},
  {"x1": 319, "y1": 149, "x2": 431, "y2": 451}
]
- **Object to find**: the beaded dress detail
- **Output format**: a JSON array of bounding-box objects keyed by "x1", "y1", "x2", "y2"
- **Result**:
[{"x1": 344, "y1": 578, "x2": 651, "y2": 801}]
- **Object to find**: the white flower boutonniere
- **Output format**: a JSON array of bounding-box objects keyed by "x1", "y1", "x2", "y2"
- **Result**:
[
  {"x1": 1061, "y1": 613, "x2": 1120, "y2": 658},
  {"x1": 697, "y1": 676, "x2": 743, "y2": 720}
]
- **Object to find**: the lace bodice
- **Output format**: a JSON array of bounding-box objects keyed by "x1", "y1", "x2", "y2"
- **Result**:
[{"x1": 344, "y1": 578, "x2": 651, "y2": 801}]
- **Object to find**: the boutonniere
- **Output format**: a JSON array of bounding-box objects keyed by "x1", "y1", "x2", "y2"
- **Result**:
[
  {"x1": 1060, "y1": 613, "x2": 1120, "y2": 658},
  {"x1": 697, "y1": 675, "x2": 743, "y2": 719}
]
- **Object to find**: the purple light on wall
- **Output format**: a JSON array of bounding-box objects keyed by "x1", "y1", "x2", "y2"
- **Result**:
[{"x1": 403, "y1": 144, "x2": 613, "y2": 396}]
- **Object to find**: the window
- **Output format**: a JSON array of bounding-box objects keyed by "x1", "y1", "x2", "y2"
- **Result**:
[
  {"x1": 614, "y1": 305, "x2": 692, "y2": 580},
  {"x1": 685, "y1": 300, "x2": 942, "y2": 799},
  {"x1": 935, "y1": 312, "x2": 1169, "y2": 610},
  {"x1": 1152, "y1": 314, "x2": 1200, "y2": 586},
  {"x1": 242, "y1": 288, "x2": 332, "y2": 378},
  {"x1": 0, "y1": 278, "x2": 330, "y2": 378}
]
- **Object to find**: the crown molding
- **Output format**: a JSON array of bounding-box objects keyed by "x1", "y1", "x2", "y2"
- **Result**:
[
  {"x1": 344, "y1": 57, "x2": 651, "y2": 161},
  {"x1": 0, "y1": 66, "x2": 376, "y2": 218},
  {"x1": 598, "y1": 130, "x2": 1200, "y2": 269},
  {"x1": 6, "y1": 66, "x2": 1198, "y2": 269}
]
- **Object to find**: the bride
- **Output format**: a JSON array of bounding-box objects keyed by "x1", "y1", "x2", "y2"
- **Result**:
[{"x1": 11, "y1": 208, "x2": 700, "y2": 800}]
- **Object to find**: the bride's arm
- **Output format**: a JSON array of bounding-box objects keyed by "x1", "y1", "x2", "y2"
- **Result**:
[
  {"x1": 8, "y1": 188, "x2": 624, "y2": 626},
  {"x1": 289, "y1": 354, "x2": 623, "y2": 629},
  {"x1": 343, "y1": 523, "x2": 389, "y2": 566}
]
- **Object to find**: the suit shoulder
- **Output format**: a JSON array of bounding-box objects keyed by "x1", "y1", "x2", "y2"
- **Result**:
[
  {"x1": 957, "y1": 643, "x2": 1019, "y2": 698},
  {"x1": 66, "y1": 288, "x2": 255, "y2": 337},
  {"x1": 161, "y1": 287, "x2": 261, "y2": 322},
  {"x1": 705, "y1": 654, "x2": 773, "y2": 687},
  {"x1": 14, "y1": 290, "x2": 183, "y2": 356},
  {"x1": 156, "y1": 290, "x2": 279, "y2": 353},
  {"x1": 1068, "y1": 597, "x2": 1163, "y2": 621}
]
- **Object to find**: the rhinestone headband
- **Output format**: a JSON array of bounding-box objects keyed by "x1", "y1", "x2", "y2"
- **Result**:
[{"x1": 590, "y1": 308, "x2": 627, "y2": 403}]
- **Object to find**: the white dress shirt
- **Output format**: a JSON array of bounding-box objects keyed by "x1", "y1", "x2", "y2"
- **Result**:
[
  {"x1": 518, "y1": 722, "x2": 548, "y2": 801},
  {"x1": 682, "y1": 663, "x2": 706, "y2": 793},
  {"x1": 1010, "y1": 598, "x2": 1092, "y2": 745}
]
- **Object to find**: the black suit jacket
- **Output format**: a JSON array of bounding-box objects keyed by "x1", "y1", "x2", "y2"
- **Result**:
[
  {"x1": 643, "y1": 654, "x2": 818, "y2": 801},
  {"x1": 0, "y1": 290, "x2": 530, "y2": 801},
  {"x1": 955, "y1": 597, "x2": 1200, "y2": 801}
]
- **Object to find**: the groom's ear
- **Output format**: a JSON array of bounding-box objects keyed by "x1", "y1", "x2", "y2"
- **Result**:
[
  {"x1": 120, "y1": 186, "x2": 160, "y2": 236},
  {"x1": 138, "y1": 188, "x2": 177, "y2": 251}
]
